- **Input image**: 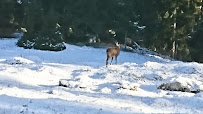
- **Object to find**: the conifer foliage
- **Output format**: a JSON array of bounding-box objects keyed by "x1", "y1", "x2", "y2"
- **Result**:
[
  {"x1": 0, "y1": 0, "x2": 202, "y2": 62},
  {"x1": 17, "y1": 1, "x2": 66, "y2": 51}
]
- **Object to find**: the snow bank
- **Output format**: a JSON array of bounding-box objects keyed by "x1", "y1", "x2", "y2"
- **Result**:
[{"x1": 0, "y1": 38, "x2": 203, "y2": 113}]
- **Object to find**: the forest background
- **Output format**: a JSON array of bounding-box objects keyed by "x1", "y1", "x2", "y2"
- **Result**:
[{"x1": 0, "y1": 0, "x2": 202, "y2": 62}]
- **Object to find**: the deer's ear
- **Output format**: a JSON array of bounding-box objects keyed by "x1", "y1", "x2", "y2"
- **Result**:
[{"x1": 115, "y1": 42, "x2": 119, "y2": 46}]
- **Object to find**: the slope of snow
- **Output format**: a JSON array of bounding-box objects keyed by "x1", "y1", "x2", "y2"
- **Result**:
[{"x1": 0, "y1": 38, "x2": 203, "y2": 114}]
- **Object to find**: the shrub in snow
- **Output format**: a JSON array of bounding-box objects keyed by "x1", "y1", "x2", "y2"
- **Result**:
[
  {"x1": 17, "y1": 25, "x2": 66, "y2": 51},
  {"x1": 33, "y1": 36, "x2": 66, "y2": 51}
]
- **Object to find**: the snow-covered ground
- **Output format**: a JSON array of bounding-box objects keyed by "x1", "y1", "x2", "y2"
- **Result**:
[{"x1": 0, "y1": 38, "x2": 203, "y2": 114}]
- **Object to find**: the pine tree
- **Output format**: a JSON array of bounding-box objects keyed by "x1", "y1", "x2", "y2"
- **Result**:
[
  {"x1": 17, "y1": 1, "x2": 66, "y2": 51},
  {"x1": 189, "y1": 22, "x2": 203, "y2": 62},
  {"x1": 0, "y1": 0, "x2": 21, "y2": 37},
  {"x1": 146, "y1": 0, "x2": 199, "y2": 61},
  {"x1": 189, "y1": 0, "x2": 203, "y2": 62}
]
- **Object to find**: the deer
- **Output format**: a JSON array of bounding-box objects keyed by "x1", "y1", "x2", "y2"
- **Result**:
[{"x1": 106, "y1": 42, "x2": 120, "y2": 67}]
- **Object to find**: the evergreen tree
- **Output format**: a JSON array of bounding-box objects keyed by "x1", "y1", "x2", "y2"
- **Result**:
[
  {"x1": 2, "y1": 0, "x2": 202, "y2": 62},
  {"x1": 189, "y1": 0, "x2": 203, "y2": 62},
  {"x1": 189, "y1": 22, "x2": 203, "y2": 62},
  {"x1": 0, "y1": 0, "x2": 22, "y2": 37},
  {"x1": 146, "y1": 0, "x2": 199, "y2": 61},
  {"x1": 17, "y1": 1, "x2": 66, "y2": 51}
]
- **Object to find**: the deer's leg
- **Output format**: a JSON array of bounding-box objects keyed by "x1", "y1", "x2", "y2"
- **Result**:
[
  {"x1": 106, "y1": 56, "x2": 109, "y2": 67},
  {"x1": 115, "y1": 56, "x2": 117, "y2": 65},
  {"x1": 110, "y1": 57, "x2": 113, "y2": 65}
]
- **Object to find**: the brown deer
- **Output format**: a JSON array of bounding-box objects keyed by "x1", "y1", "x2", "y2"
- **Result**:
[{"x1": 106, "y1": 42, "x2": 120, "y2": 67}]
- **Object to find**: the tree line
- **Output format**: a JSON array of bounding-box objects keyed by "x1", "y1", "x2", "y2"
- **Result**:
[{"x1": 0, "y1": 0, "x2": 203, "y2": 62}]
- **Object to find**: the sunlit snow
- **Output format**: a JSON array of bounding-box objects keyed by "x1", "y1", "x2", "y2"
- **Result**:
[{"x1": 0, "y1": 38, "x2": 203, "y2": 114}]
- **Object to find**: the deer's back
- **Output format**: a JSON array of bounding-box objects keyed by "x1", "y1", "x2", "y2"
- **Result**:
[{"x1": 106, "y1": 47, "x2": 120, "y2": 57}]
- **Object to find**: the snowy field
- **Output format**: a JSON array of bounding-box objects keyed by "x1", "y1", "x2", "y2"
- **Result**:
[{"x1": 0, "y1": 38, "x2": 203, "y2": 114}]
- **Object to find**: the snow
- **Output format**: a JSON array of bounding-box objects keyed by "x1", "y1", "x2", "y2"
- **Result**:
[{"x1": 0, "y1": 38, "x2": 203, "y2": 114}]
